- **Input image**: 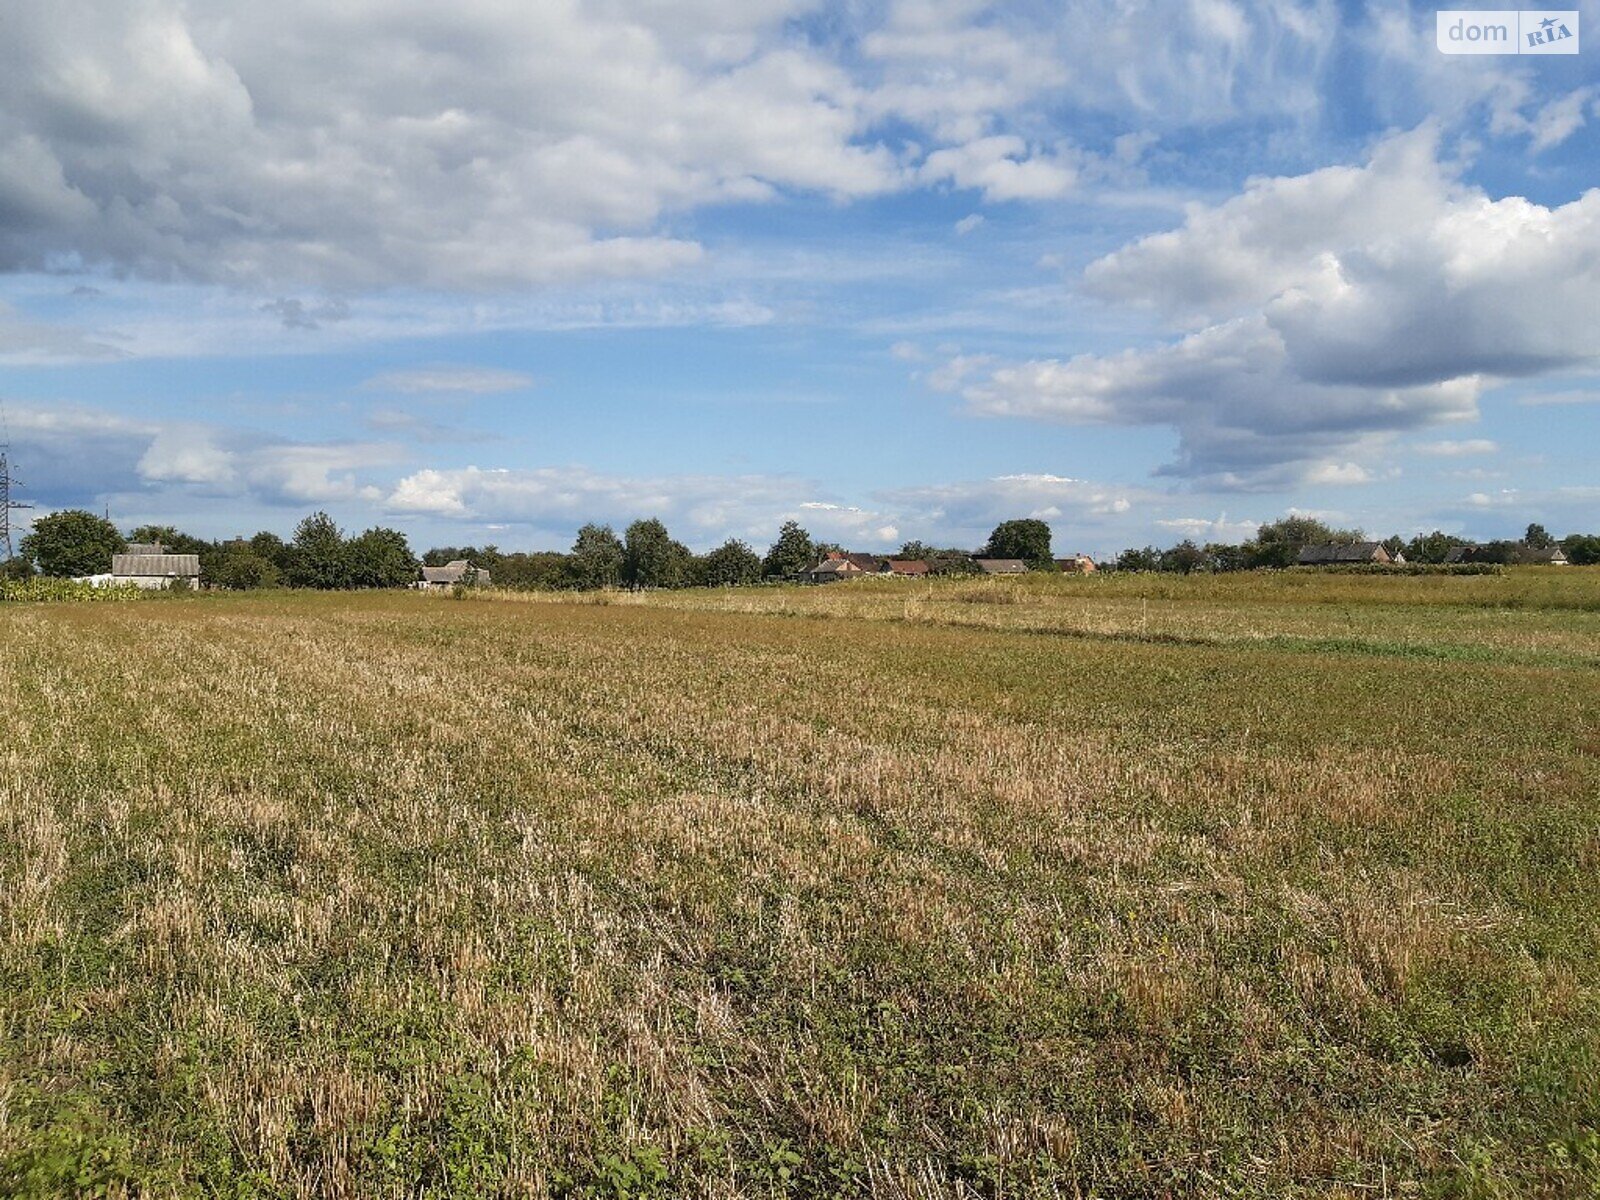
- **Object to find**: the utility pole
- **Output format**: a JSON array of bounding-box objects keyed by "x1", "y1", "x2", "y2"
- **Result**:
[{"x1": 0, "y1": 448, "x2": 33, "y2": 561}]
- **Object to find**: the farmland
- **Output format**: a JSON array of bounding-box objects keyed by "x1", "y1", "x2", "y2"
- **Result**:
[{"x1": 2, "y1": 571, "x2": 1598, "y2": 1197}]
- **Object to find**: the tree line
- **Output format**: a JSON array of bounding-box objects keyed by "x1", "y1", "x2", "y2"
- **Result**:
[
  {"x1": 10, "y1": 511, "x2": 418, "y2": 589},
  {"x1": 8, "y1": 509, "x2": 1597, "y2": 591},
  {"x1": 1107, "y1": 518, "x2": 1600, "y2": 573},
  {"x1": 437, "y1": 517, "x2": 1066, "y2": 588},
  {"x1": 7, "y1": 511, "x2": 1068, "y2": 590}
]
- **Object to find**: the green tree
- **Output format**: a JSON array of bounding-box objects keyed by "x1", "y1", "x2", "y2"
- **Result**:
[
  {"x1": 127, "y1": 524, "x2": 180, "y2": 546},
  {"x1": 762, "y1": 521, "x2": 815, "y2": 578},
  {"x1": 1116, "y1": 546, "x2": 1161, "y2": 572},
  {"x1": 211, "y1": 549, "x2": 280, "y2": 590},
  {"x1": 898, "y1": 540, "x2": 934, "y2": 562},
  {"x1": 345, "y1": 527, "x2": 419, "y2": 588},
  {"x1": 493, "y1": 551, "x2": 571, "y2": 590},
  {"x1": 1205, "y1": 542, "x2": 1249, "y2": 572},
  {"x1": 127, "y1": 524, "x2": 208, "y2": 555},
  {"x1": 1247, "y1": 516, "x2": 1361, "y2": 568},
  {"x1": 1159, "y1": 539, "x2": 1207, "y2": 574},
  {"x1": 1561, "y1": 533, "x2": 1600, "y2": 565},
  {"x1": 19, "y1": 510, "x2": 125, "y2": 578},
  {"x1": 249, "y1": 531, "x2": 294, "y2": 572},
  {"x1": 423, "y1": 545, "x2": 477, "y2": 567},
  {"x1": 1471, "y1": 540, "x2": 1522, "y2": 565},
  {"x1": 569, "y1": 524, "x2": 624, "y2": 589},
  {"x1": 1405, "y1": 530, "x2": 1467, "y2": 565},
  {"x1": 982, "y1": 519, "x2": 1053, "y2": 567},
  {"x1": 286, "y1": 511, "x2": 349, "y2": 589},
  {"x1": 697, "y1": 539, "x2": 762, "y2": 586},
  {"x1": 1525, "y1": 523, "x2": 1554, "y2": 549},
  {"x1": 925, "y1": 553, "x2": 980, "y2": 576},
  {"x1": 129, "y1": 524, "x2": 222, "y2": 579},
  {"x1": 624, "y1": 519, "x2": 690, "y2": 589}
]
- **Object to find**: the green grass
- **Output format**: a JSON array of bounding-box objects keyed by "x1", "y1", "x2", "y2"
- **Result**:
[{"x1": 2, "y1": 572, "x2": 1598, "y2": 1197}]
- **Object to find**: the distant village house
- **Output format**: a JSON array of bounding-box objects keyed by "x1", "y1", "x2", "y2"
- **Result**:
[
  {"x1": 802, "y1": 555, "x2": 866, "y2": 583},
  {"x1": 1522, "y1": 545, "x2": 1570, "y2": 565},
  {"x1": 1445, "y1": 543, "x2": 1568, "y2": 566},
  {"x1": 801, "y1": 552, "x2": 933, "y2": 581},
  {"x1": 109, "y1": 543, "x2": 202, "y2": 589},
  {"x1": 797, "y1": 550, "x2": 1100, "y2": 581},
  {"x1": 883, "y1": 559, "x2": 930, "y2": 576},
  {"x1": 417, "y1": 559, "x2": 491, "y2": 589},
  {"x1": 1297, "y1": 542, "x2": 1398, "y2": 566}
]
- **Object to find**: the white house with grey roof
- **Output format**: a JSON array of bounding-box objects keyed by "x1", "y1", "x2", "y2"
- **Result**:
[
  {"x1": 110, "y1": 543, "x2": 202, "y2": 589},
  {"x1": 416, "y1": 559, "x2": 491, "y2": 589}
]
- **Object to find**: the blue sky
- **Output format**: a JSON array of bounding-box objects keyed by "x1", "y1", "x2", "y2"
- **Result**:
[{"x1": 2, "y1": 0, "x2": 1598, "y2": 557}]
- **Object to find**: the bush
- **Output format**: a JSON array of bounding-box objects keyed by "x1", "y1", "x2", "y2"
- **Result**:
[{"x1": 211, "y1": 549, "x2": 281, "y2": 590}]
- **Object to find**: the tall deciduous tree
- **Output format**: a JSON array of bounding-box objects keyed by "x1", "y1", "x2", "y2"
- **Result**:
[
  {"x1": 211, "y1": 549, "x2": 280, "y2": 590},
  {"x1": 493, "y1": 551, "x2": 571, "y2": 590},
  {"x1": 1247, "y1": 516, "x2": 1361, "y2": 569},
  {"x1": 982, "y1": 519, "x2": 1053, "y2": 567},
  {"x1": 345, "y1": 527, "x2": 419, "y2": 588},
  {"x1": 286, "y1": 511, "x2": 348, "y2": 589},
  {"x1": 1159, "y1": 539, "x2": 1207, "y2": 574},
  {"x1": 1525, "y1": 523, "x2": 1554, "y2": 549},
  {"x1": 20, "y1": 510, "x2": 125, "y2": 578},
  {"x1": 1116, "y1": 546, "x2": 1161, "y2": 572},
  {"x1": 1205, "y1": 542, "x2": 1249, "y2": 572},
  {"x1": 127, "y1": 524, "x2": 183, "y2": 547},
  {"x1": 697, "y1": 539, "x2": 762, "y2": 586},
  {"x1": 1561, "y1": 533, "x2": 1600, "y2": 565},
  {"x1": 569, "y1": 523, "x2": 624, "y2": 589},
  {"x1": 624, "y1": 518, "x2": 689, "y2": 589},
  {"x1": 1405, "y1": 530, "x2": 1467, "y2": 564},
  {"x1": 249, "y1": 531, "x2": 294, "y2": 573},
  {"x1": 762, "y1": 521, "x2": 814, "y2": 578}
]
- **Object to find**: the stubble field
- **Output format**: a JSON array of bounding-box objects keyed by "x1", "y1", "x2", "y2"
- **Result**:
[{"x1": 2, "y1": 571, "x2": 1598, "y2": 1197}]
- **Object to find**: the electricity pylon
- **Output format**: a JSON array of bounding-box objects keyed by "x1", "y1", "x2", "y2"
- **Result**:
[{"x1": 0, "y1": 449, "x2": 33, "y2": 561}]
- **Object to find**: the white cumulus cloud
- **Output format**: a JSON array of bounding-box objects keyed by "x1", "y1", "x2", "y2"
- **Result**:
[{"x1": 952, "y1": 126, "x2": 1600, "y2": 488}]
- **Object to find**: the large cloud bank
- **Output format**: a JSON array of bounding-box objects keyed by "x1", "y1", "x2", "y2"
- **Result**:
[{"x1": 959, "y1": 128, "x2": 1600, "y2": 487}]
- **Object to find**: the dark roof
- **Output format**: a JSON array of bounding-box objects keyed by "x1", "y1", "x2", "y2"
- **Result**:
[
  {"x1": 884, "y1": 559, "x2": 929, "y2": 575},
  {"x1": 974, "y1": 558, "x2": 1027, "y2": 574},
  {"x1": 1521, "y1": 545, "x2": 1568, "y2": 564},
  {"x1": 1445, "y1": 543, "x2": 1568, "y2": 565},
  {"x1": 1297, "y1": 542, "x2": 1388, "y2": 565}
]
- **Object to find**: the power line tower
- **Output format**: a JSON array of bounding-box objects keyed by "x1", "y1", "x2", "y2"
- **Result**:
[{"x1": 0, "y1": 448, "x2": 33, "y2": 561}]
